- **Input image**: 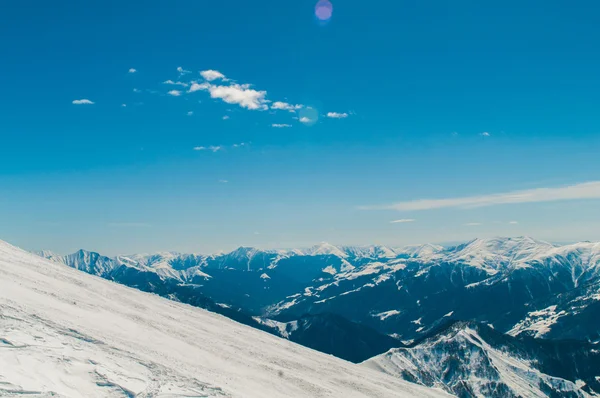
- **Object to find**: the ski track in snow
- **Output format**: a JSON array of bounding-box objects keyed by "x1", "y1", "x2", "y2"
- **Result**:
[{"x1": 0, "y1": 241, "x2": 449, "y2": 398}]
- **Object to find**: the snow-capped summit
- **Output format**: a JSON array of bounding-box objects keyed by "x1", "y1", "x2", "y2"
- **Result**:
[
  {"x1": 305, "y1": 242, "x2": 349, "y2": 258},
  {"x1": 341, "y1": 245, "x2": 398, "y2": 259},
  {"x1": 394, "y1": 243, "x2": 444, "y2": 260},
  {"x1": 61, "y1": 249, "x2": 119, "y2": 277},
  {"x1": 0, "y1": 239, "x2": 447, "y2": 398},
  {"x1": 444, "y1": 236, "x2": 556, "y2": 273}
]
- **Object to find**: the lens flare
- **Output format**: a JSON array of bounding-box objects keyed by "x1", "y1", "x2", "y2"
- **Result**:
[{"x1": 315, "y1": 0, "x2": 333, "y2": 21}]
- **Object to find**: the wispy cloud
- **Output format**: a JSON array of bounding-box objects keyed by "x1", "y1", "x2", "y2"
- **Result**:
[
  {"x1": 133, "y1": 88, "x2": 141, "y2": 93},
  {"x1": 121, "y1": 103, "x2": 127, "y2": 107},
  {"x1": 187, "y1": 111, "x2": 193, "y2": 116},
  {"x1": 465, "y1": 222, "x2": 482, "y2": 226},
  {"x1": 509, "y1": 221, "x2": 519, "y2": 224},
  {"x1": 72, "y1": 99, "x2": 94, "y2": 105},
  {"x1": 232, "y1": 143, "x2": 246, "y2": 148},
  {"x1": 200, "y1": 69, "x2": 226, "y2": 81},
  {"x1": 218, "y1": 179, "x2": 229, "y2": 183},
  {"x1": 272, "y1": 101, "x2": 303, "y2": 112},
  {"x1": 128, "y1": 68, "x2": 137, "y2": 74},
  {"x1": 299, "y1": 116, "x2": 312, "y2": 123},
  {"x1": 362, "y1": 181, "x2": 600, "y2": 211},
  {"x1": 222, "y1": 115, "x2": 230, "y2": 120},
  {"x1": 163, "y1": 80, "x2": 189, "y2": 87},
  {"x1": 194, "y1": 145, "x2": 222, "y2": 152},
  {"x1": 480, "y1": 132, "x2": 491, "y2": 137},
  {"x1": 168, "y1": 90, "x2": 182, "y2": 96},
  {"x1": 272, "y1": 123, "x2": 292, "y2": 128},
  {"x1": 390, "y1": 219, "x2": 415, "y2": 223},
  {"x1": 108, "y1": 222, "x2": 151, "y2": 228},
  {"x1": 326, "y1": 112, "x2": 348, "y2": 119},
  {"x1": 177, "y1": 66, "x2": 191, "y2": 75}
]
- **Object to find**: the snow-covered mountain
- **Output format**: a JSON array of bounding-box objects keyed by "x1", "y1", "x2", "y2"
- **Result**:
[
  {"x1": 36, "y1": 237, "x2": 600, "y2": 346},
  {"x1": 270, "y1": 237, "x2": 600, "y2": 344},
  {"x1": 364, "y1": 321, "x2": 600, "y2": 397},
  {"x1": 0, "y1": 239, "x2": 448, "y2": 398}
]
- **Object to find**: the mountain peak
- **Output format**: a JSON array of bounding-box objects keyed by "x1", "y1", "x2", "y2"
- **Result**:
[{"x1": 307, "y1": 242, "x2": 348, "y2": 258}]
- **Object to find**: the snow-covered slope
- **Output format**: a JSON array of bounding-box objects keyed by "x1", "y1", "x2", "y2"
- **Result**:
[
  {"x1": 0, "y1": 240, "x2": 448, "y2": 398},
  {"x1": 363, "y1": 322, "x2": 599, "y2": 397}
]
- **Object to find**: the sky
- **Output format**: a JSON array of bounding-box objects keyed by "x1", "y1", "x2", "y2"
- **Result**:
[{"x1": 1, "y1": 0, "x2": 600, "y2": 255}]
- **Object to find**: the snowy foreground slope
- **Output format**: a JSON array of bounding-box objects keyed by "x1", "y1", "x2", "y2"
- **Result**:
[{"x1": 0, "y1": 240, "x2": 449, "y2": 398}]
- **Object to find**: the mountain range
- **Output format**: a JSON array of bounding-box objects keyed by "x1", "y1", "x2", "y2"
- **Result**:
[{"x1": 33, "y1": 236, "x2": 600, "y2": 396}]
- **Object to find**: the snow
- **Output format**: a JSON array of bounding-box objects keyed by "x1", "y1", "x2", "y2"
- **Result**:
[
  {"x1": 338, "y1": 262, "x2": 386, "y2": 280},
  {"x1": 322, "y1": 265, "x2": 337, "y2": 275},
  {"x1": 0, "y1": 240, "x2": 449, "y2": 398},
  {"x1": 252, "y1": 317, "x2": 298, "y2": 339},
  {"x1": 443, "y1": 237, "x2": 556, "y2": 274},
  {"x1": 394, "y1": 244, "x2": 444, "y2": 261},
  {"x1": 374, "y1": 310, "x2": 402, "y2": 321},
  {"x1": 508, "y1": 305, "x2": 568, "y2": 338},
  {"x1": 364, "y1": 326, "x2": 588, "y2": 398},
  {"x1": 305, "y1": 242, "x2": 348, "y2": 258}
]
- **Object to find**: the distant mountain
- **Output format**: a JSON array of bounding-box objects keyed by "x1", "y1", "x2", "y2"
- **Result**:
[
  {"x1": 363, "y1": 321, "x2": 600, "y2": 397},
  {"x1": 271, "y1": 237, "x2": 600, "y2": 344}
]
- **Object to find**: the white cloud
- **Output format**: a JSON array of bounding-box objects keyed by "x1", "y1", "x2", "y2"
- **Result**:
[
  {"x1": 326, "y1": 112, "x2": 348, "y2": 119},
  {"x1": 177, "y1": 66, "x2": 191, "y2": 75},
  {"x1": 128, "y1": 68, "x2": 137, "y2": 73},
  {"x1": 72, "y1": 99, "x2": 94, "y2": 105},
  {"x1": 187, "y1": 111, "x2": 193, "y2": 116},
  {"x1": 299, "y1": 116, "x2": 311, "y2": 123},
  {"x1": 389, "y1": 219, "x2": 415, "y2": 223},
  {"x1": 168, "y1": 90, "x2": 182, "y2": 97},
  {"x1": 188, "y1": 82, "x2": 211, "y2": 93},
  {"x1": 207, "y1": 83, "x2": 268, "y2": 110},
  {"x1": 163, "y1": 80, "x2": 189, "y2": 87},
  {"x1": 200, "y1": 69, "x2": 226, "y2": 81},
  {"x1": 363, "y1": 181, "x2": 600, "y2": 211},
  {"x1": 509, "y1": 221, "x2": 519, "y2": 224},
  {"x1": 232, "y1": 143, "x2": 246, "y2": 148},
  {"x1": 465, "y1": 222, "x2": 482, "y2": 226},
  {"x1": 481, "y1": 132, "x2": 491, "y2": 137},
  {"x1": 222, "y1": 115, "x2": 230, "y2": 120},
  {"x1": 272, "y1": 123, "x2": 292, "y2": 128},
  {"x1": 272, "y1": 101, "x2": 303, "y2": 112}
]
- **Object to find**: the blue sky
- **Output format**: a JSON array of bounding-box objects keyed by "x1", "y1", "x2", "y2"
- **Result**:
[{"x1": 2, "y1": 0, "x2": 600, "y2": 255}]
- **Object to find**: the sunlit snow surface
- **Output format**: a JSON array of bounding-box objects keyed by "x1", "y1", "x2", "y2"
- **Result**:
[{"x1": 0, "y1": 240, "x2": 449, "y2": 398}]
